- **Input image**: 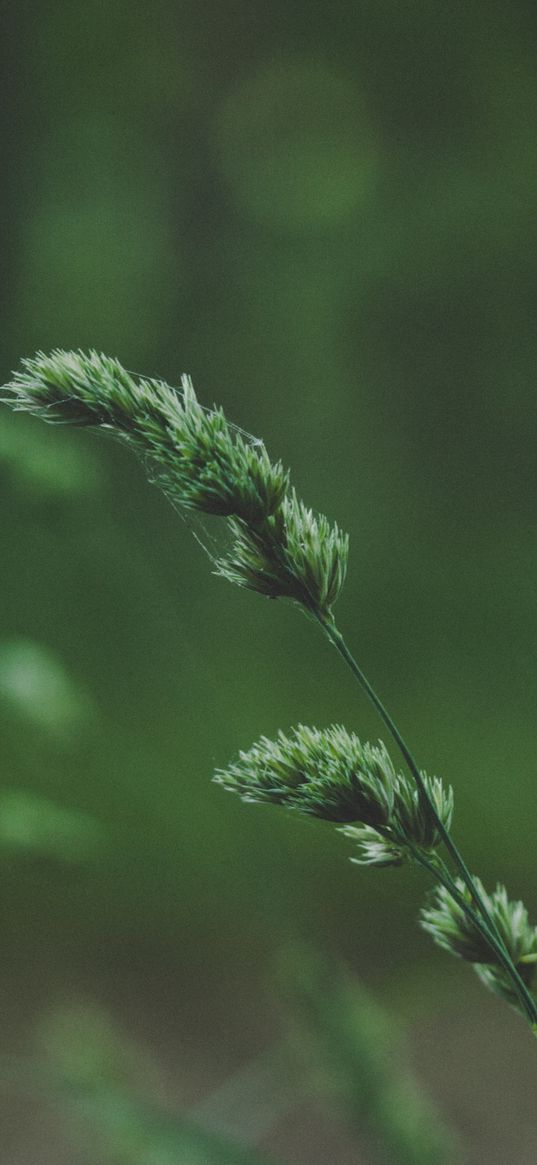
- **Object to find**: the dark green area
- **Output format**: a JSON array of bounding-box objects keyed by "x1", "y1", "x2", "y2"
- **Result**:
[{"x1": 1, "y1": 2, "x2": 537, "y2": 1161}]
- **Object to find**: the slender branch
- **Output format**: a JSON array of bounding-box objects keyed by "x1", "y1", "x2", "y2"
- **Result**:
[
  {"x1": 318, "y1": 613, "x2": 537, "y2": 1026},
  {"x1": 320, "y1": 614, "x2": 487, "y2": 905}
]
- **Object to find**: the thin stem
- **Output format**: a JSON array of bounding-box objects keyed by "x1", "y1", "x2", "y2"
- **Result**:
[{"x1": 318, "y1": 612, "x2": 537, "y2": 1026}]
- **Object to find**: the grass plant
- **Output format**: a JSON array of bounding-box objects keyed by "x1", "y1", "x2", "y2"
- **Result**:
[{"x1": 3, "y1": 349, "x2": 537, "y2": 1035}]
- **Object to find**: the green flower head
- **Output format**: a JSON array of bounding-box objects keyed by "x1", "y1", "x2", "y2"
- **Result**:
[
  {"x1": 216, "y1": 488, "x2": 349, "y2": 616},
  {"x1": 3, "y1": 350, "x2": 348, "y2": 617},
  {"x1": 421, "y1": 878, "x2": 537, "y2": 969},
  {"x1": 2, "y1": 350, "x2": 289, "y2": 523},
  {"x1": 214, "y1": 725, "x2": 395, "y2": 826}
]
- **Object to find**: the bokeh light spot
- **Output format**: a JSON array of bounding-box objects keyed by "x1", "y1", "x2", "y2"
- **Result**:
[{"x1": 215, "y1": 58, "x2": 378, "y2": 231}]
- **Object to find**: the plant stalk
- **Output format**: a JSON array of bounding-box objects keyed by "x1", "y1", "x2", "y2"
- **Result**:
[{"x1": 318, "y1": 612, "x2": 537, "y2": 1027}]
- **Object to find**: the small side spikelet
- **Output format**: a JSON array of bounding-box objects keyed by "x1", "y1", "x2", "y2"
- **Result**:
[
  {"x1": 342, "y1": 769, "x2": 454, "y2": 866},
  {"x1": 216, "y1": 489, "x2": 349, "y2": 616},
  {"x1": 214, "y1": 726, "x2": 395, "y2": 826},
  {"x1": 342, "y1": 824, "x2": 406, "y2": 868},
  {"x1": 392, "y1": 771, "x2": 454, "y2": 849},
  {"x1": 421, "y1": 878, "x2": 537, "y2": 1010}
]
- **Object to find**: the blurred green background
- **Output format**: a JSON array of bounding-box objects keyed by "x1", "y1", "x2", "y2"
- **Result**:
[{"x1": 1, "y1": 1, "x2": 537, "y2": 1160}]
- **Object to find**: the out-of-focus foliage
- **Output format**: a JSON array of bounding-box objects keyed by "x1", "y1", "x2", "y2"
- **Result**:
[
  {"x1": 0, "y1": 411, "x2": 102, "y2": 498},
  {"x1": 35, "y1": 1004, "x2": 287, "y2": 1165},
  {"x1": 4, "y1": 958, "x2": 455, "y2": 1165},
  {"x1": 280, "y1": 946, "x2": 458, "y2": 1165},
  {"x1": 215, "y1": 59, "x2": 378, "y2": 229},
  {"x1": 0, "y1": 639, "x2": 96, "y2": 739},
  {"x1": 1, "y1": 0, "x2": 537, "y2": 1161},
  {"x1": 0, "y1": 791, "x2": 107, "y2": 865}
]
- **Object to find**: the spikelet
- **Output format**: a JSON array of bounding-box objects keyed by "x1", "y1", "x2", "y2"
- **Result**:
[
  {"x1": 3, "y1": 350, "x2": 347, "y2": 617},
  {"x1": 214, "y1": 725, "x2": 395, "y2": 826}
]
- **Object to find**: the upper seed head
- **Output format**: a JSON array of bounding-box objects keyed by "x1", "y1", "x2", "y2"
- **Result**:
[
  {"x1": 2, "y1": 350, "x2": 347, "y2": 616},
  {"x1": 2, "y1": 350, "x2": 289, "y2": 523}
]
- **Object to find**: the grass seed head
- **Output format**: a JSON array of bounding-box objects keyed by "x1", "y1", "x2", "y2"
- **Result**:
[
  {"x1": 216, "y1": 489, "x2": 349, "y2": 617},
  {"x1": 392, "y1": 771, "x2": 454, "y2": 849},
  {"x1": 2, "y1": 350, "x2": 289, "y2": 523},
  {"x1": 421, "y1": 878, "x2": 537, "y2": 971},
  {"x1": 3, "y1": 351, "x2": 347, "y2": 617},
  {"x1": 214, "y1": 725, "x2": 395, "y2": 826}
]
